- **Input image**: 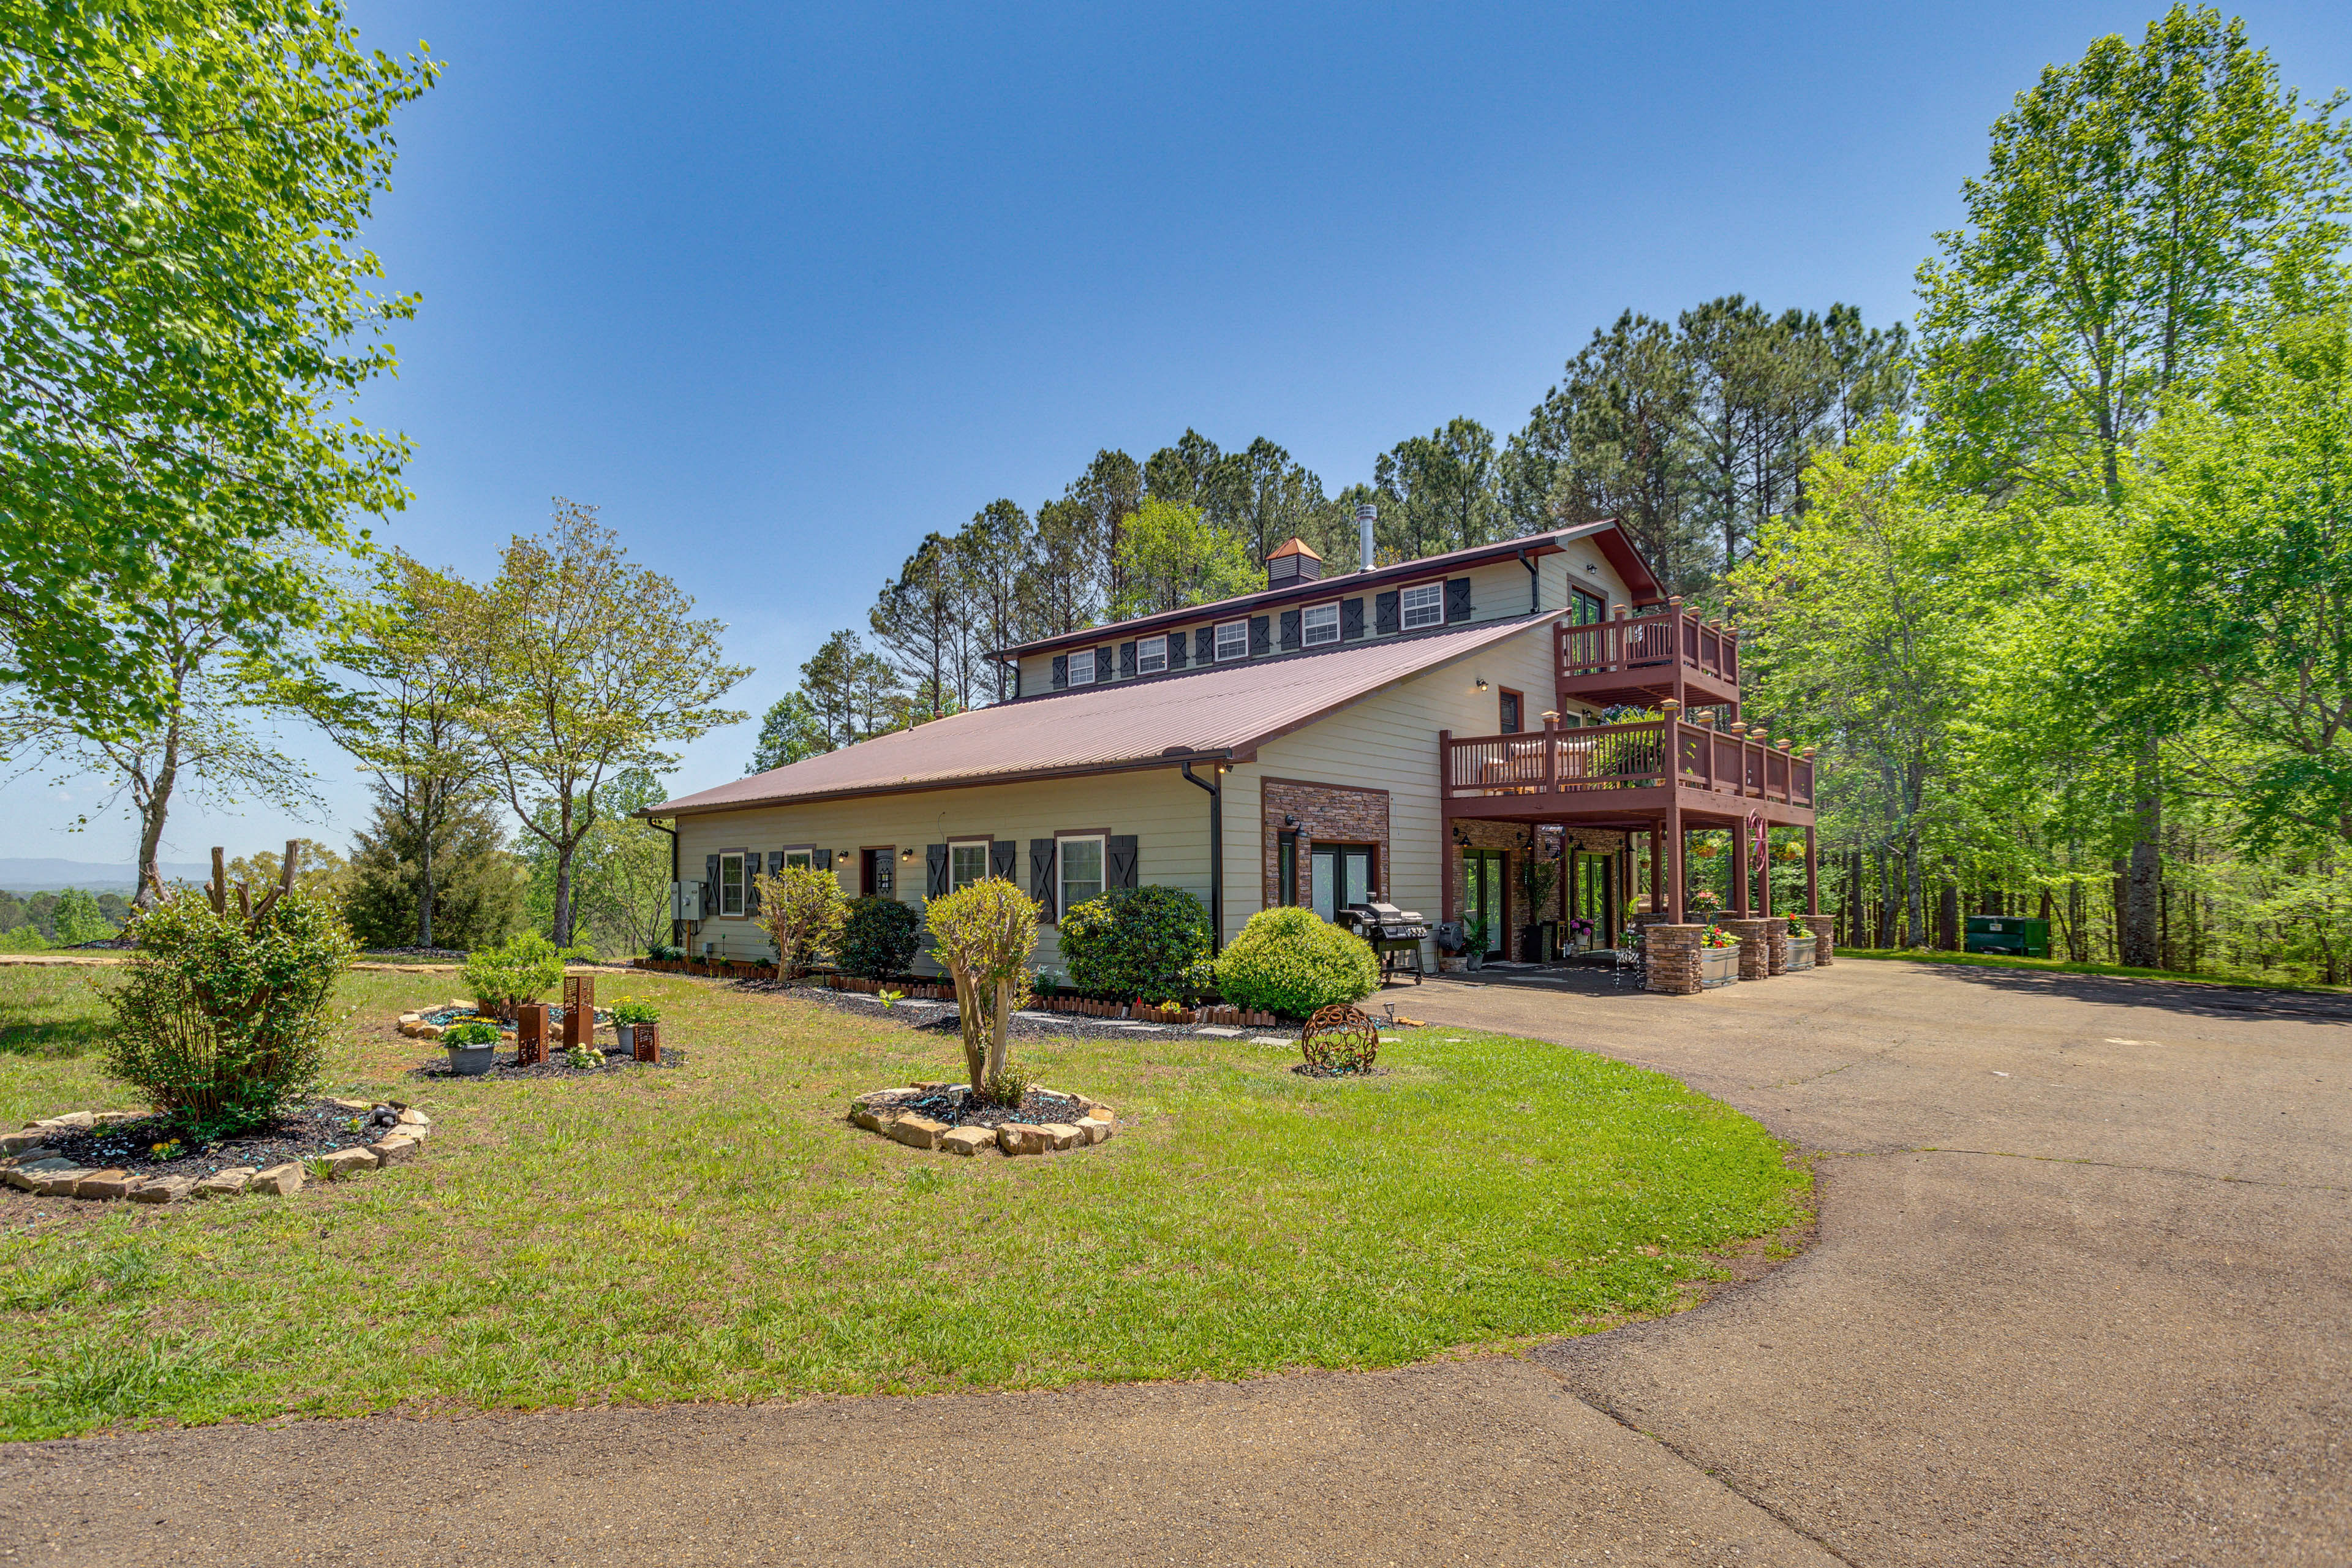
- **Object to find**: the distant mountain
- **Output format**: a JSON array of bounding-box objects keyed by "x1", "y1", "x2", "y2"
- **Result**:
[{"x1": 0, "y1": 858, "x2": 213, "y2": 893}]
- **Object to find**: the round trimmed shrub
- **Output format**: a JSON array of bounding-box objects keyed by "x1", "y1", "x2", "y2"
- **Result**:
[
  {"x1": 1213, "y1": 907, "x2": 1380, "y2": 1018},
  {"x1": 1057, "y1": 885, "x2": 1212, "y2": 1003},
  {"x1": 839, "y1": 895, "x2": 922, "y2": 978}
]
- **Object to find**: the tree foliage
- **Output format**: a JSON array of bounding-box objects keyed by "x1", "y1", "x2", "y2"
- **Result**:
[{"x1": 923, "y1": 876, "x2": 1039, "y2": 1093}]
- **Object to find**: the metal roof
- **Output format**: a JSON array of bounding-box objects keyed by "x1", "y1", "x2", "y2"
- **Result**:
[{"x1": 647, "y1": 614, "x2": 1545, "y2": 817}]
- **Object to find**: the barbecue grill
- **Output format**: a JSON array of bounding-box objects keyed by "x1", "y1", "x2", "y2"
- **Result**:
[{"x1": 1337, "y1": 900, "x2": 1431, "y2": 986}]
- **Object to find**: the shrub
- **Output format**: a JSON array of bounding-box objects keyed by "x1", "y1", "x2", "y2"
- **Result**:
[
  {"x1": 1057, "y1": 884, "x2": 1212, "y2": 1003},
  {"x1": 461, "y1": 932, "x2": 588, "y2": 1019},
  {"x1": 1213, "y1": 908, "x2": 1379, "y2": 1018},
  {"x1": 924, "y1": 878, "x2": 1040, "y2": 1093},
  {"x1": 609, "y1": 997, "x2": 660, "y2": 1025},
  {"x1": 838, "y1": 896, "x2": 921, "y2": 978},
  {"x1": 440, "y1": 1019, "x2": 500, "y2": 1046},
  {"x1": 102, "y1": 886, "x2": 355, "y2": 1136},
  {"x1": 752, "y1": 865, "x2": 848, "y2": 979}
]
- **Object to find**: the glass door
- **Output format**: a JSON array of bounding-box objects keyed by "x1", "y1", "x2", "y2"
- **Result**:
[
  {"x1": 1311, "y1": 845, "x2": 1373, "y2": 921},
  {"x1": 1461, "y1": 849, "x2": 1506, "y2": 959}
]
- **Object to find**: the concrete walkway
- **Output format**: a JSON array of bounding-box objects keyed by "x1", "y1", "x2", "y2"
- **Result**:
[{"x1": 4, "y1": 960, "x2": 2345, "y2": 1565}]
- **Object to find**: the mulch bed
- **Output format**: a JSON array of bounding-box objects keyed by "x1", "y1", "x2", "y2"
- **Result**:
[
  {"x1": 1291, "y1": 1063, "x2": 1391, "y2": 1079},
  {"x1": 360, "y1": 946, "x2": 470, "y2": 961},
  {"x1": 858, "y1": 1083, "x2": 1094, "y2": 1131},
  {"x1": 765, "y1": 982, "x2": 1310, "y2": 1043},
  {"x1": 407, "y1": 1044, "x2": 675, "y2": 1080},
  {"x1": 27, "y1": 1097, "x2": 402, "y2": 1183}
]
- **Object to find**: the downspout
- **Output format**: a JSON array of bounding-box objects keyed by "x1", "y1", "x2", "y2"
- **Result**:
[
  {"x1": 1517, "y1": 547, "x2": 1539, "y2": 614},
  {"x1": 1181, "y1": 760, "x2": 1224, "y2": 954},
  {"x1": 644, "y1": 815, "x2": 680, "y2": 951}
]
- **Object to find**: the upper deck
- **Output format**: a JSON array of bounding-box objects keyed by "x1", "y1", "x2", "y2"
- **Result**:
[
  {"x1": 1556, "y1": 597, "x2": 1740, "y2": 711},
  {"x1": 1439, "y1": 712, "x2": 1816, "y2": 827}
]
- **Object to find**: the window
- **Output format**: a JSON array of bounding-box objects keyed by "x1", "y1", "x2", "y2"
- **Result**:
[
  {"x1": 1401, "y1": 582, "x2": 1444, "y2": 630},
  {"x1": 1571, "y1": 585, "x2": 1607, "y2": 625},
  {"x1": 718, "y1": 851, "x2": 746, "y2": 917},
  {"x1": 949, "y1": 839, "x2": 989, "y2": 892},
  {"x1": 1066, "y1": 647, "x2": 1097, "y2": 686},
  {"x1": 784, "y1": 847, "x2": 814, "y2": 871},
  {"x1": 1215, "y1": 620, "x2": 1248, "y2": 661},
  {"x1": 1058, "y1": 835, "x2": 1105, "y2": 916},
  {"x1": 1137, "y1": 635, "x2": 1167, "y2": 674},
  {"x1": 1310, "y1": 845, "x2": 1374, "y2": 922},
  {"x1": 1500, "y1": 689, "x2": 1522, "y2": 733},
  {"x1": 1302, "y1": 601, "x2": 1340, "y2": 647}
]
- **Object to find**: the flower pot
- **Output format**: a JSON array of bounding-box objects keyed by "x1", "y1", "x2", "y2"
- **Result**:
[
  {"x1": 445, "y1": 1042, "x2": 499, "y2": 1076},
  {"x1": 1784, "y1": 943, "x2": 1815, "y2": 973},
  {"x1": 616, "y1": 1023, "x2": 636, "y2": 1055},
  {"x1": 1698, "y1": 947, "x2": 1741, "y2": 989}
]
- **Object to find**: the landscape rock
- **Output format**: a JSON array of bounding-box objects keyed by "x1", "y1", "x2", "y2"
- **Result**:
[
  {"x1": 248, "y1": 1163, "x2": 306, "y2": 1196},
  {"x1": 1084, "y1": 1102, "x2": 1115, "y2": 1123},
  {"x1": 850, "y1": 1105, "x2": 894, "y2": 1133},
  {"x1": 5, "y1": 1158, "x2": 77, "y2": 1192},
  {"x1": 888, "y1": 1115, "x2": 949, "y2": 1151},
  {"x1": 940, "y1": 1126, "x2": 997, "y2": 1156},
  {"x1": 320, "y1": 1147, "x2": 377, "y2": 1178},
  {"x1": 398, "y1": 1108, "x2": 432, "y2": 1128},
  {"x1": 370, "y1": 1136, "x2": 418, "y2": 1165},
  {"x1": 0, "y1": 1129, "x2": 45, "y2": 1154},
  {"x1": 1074, "y1": 1117, "x2": 1112, "y2": 1145},
  {"x1": 996, "y1": 1122, "x2": 1050, "y2": 1156},
  {"x1": 26, "y1": 1168, "x2": 93, "y2": 1196},
  {"x1": 92, "y1": 1110, "x2": 142, "y2": 1125},
  {"x1": 74, "y1": 1169, "x2": 136, "y2": 1199},
  {"x1": 130, "y1": 1175, "x2": 197, "y2": 1204},
  {"x1": 41, "y1": 1111, "x2": 97, "y2": 1129},
  {"x1": 326, "y1": 1097, "x2": 372, "y2": 1111},
  {"x1": 416, "y1": 1023, "x2": 445, "y2": 1041},
  {"x1": 194, "y1": 1169, "x2": 256, "y2": 1198},
  {"x1": 1039, "y1": 1123, "x2": 1081, "y2": 1152}
]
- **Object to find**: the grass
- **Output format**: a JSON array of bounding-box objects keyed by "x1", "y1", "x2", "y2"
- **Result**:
[
  {"x1": 1836, "y1": 946, "x2": 2348, "y2": 994},
  {"x1": 0, "y1": 967, "x2": 1807, "y2": 1439}
]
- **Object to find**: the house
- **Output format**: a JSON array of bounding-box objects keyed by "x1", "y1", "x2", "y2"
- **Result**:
[{"x1": 643, "y1": 518, "x2": 1821, "y2": 979}]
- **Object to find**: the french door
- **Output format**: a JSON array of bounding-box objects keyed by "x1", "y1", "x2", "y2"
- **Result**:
[
  {"x1": 1461, "y1": 849, "x2": 1507, "y2": 959},
  {"x1": 1311, "y1": 844, "x2": 1373, "y2": 921}
]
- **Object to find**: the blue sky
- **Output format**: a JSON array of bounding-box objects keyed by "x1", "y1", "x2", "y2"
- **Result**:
[{"x1": 7, "y1": 0, "x2": 2350, "y2": 867}]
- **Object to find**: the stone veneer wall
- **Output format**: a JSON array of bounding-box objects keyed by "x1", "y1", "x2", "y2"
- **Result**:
[
  {"x1": 1765, "y1": 927, "x2": 1790, "y2": 974},
  {"x1": 1261, "y1": 778, "x2": 1390, "y2": 911},
  {"x1": 1816, "y1": 931, "x2": 1834, "y2": 966},
  {"x1": 1717, "y1": 917, "x2": 1777, "y2": 981},
  {"x1": 1643, "y1": 924, "x2": 1704, "y2": 994}
]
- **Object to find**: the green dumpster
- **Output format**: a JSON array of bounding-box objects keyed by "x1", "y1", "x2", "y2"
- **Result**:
[{"x1": 1964, "y1": 914, "x2": 2049, "y2": 958}]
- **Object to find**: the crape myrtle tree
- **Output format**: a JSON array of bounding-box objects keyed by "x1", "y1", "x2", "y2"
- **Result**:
[
  {"x1": 0, "y1": 2, "x2": 435, "y2": 731},
  {"x1": 450, "y1": 502, "x2": 747, "y2": 947}
]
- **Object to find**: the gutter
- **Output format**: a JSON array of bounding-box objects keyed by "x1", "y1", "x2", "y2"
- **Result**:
[
  {"x1": 642, "y1": 815, "x2": 680, "y2": 949},
  {"x1": 1180, "y1": 759, "x2": 1227, "y2": 954},
  {"x1": 1517, "y1": 546, "x2": 1538, "y2": 614}
]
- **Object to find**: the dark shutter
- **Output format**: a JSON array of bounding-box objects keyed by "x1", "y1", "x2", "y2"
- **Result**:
[
  {"x1": 1446, "y1": 577, "x2": 1471, "y2": 622},
  {"x1": 1107, "y1": 835, "x2": 1139, "y2": 889},
  {"x1": 1118, "y1": 641, "x2": 1136, "y2": 678},
  {"x1": 1341, "y1": 598, "x2": 1365, "y2": 639},
  {"x1": 990, "y1": 840, "x2": 1017, "y2": 881},
  {"x1": 815, "y1": 848, "x2": 832, "y2": 870},
  {"x1": 1279, "y1": 609, "x2": 1301, "y2": 650},
  {"x1": 1029, "y1": 838, "x2": 1057, "y2": 921},
  {"x1": 769, "y1": 850, "x2": 785, "y2": 877},
  {"x1": 926, "y1": 843, "x2": 949, "y2": 899},
  {"x1": 1095, "y1": 646, "x2": 1113, "y2": 682},
  {"x1": 1376, "y1": 591, "x2": 1400, "y2": 634},
  {"x1": 704, "y1": 853, "x2": 720, "y2": 893},
  {"x1": 1194, "y1": 627, "x2": 1215, "y2": 663},
  {"x1": 1167, "y1": 630, "x2": 1187, "y2": 668},
  {"x1": 1052, "y1": 654, "x2": 1068, "y2": 688},
  {"x1": 1249, "y1": 616, "x2": 1270, "y2": 655}
]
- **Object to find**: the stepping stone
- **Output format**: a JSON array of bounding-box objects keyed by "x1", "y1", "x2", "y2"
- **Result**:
[
  {"x1": 1250, "y1": 1036, "x2": 1290, "y2": 1046},
  {"x1": 1194, "y1": 1027, "x2": 1243, "y2": 1037}
]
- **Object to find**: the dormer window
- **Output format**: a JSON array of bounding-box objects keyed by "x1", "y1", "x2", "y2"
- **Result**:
[
  {"x1": 1400, "y1": 581, "x2": 1444, "y2": 630},
  {"x1": 1137, "y1": 635, "x2": 1167, "y2": 674},
  {"x1": 1066, "y1": 647, "x2": 1098, "y2": 685},
  {"x1": 1215, "y1": 620, "x2": 1248, "y2": 661},
  {"x1": 1302, "y1": 601, "x2": 1340, "y2": 647}
]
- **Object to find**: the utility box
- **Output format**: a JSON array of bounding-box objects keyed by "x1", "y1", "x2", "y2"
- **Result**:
[
  {"x1": 669, "y1": 880, "x2": 707, "y2": 922},
  {"x1": 1964, "y1": 914, "x2": 2049, "y2": 958}
]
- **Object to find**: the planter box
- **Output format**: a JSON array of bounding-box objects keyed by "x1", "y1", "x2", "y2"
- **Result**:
[
  {"x1": 1784, "y1": 943, "x2": 1816, "y2": 973},
  {"x1": 1698, "y1": 947, "x2": 1741, "y2": 989}
]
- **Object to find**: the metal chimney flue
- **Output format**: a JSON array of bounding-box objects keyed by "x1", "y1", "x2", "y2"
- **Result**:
[{"x1": 1355, "y1": 502, "x2": 1376, "y2": 572}]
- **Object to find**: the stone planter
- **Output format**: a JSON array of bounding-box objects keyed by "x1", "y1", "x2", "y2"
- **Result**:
[
  {"x1": 1698, "y1": 946, "x2": 1741, "y2": 989},
  {"x1": 444, "y1": 1041, "x2": 498, "y2": 1076}
]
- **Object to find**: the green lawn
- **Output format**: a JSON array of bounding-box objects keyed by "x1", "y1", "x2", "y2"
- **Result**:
[
  {"x1": 1836, "y1": 946, "x2": 2347, "y2": 994},
  {"x1": 0, "y1": 967, "x2": 1806, "y2": 1439}
]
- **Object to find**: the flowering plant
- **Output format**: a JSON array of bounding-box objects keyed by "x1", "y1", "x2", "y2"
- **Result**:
[
  {"x1": 1689, "y1": 888, "x2": 1724, "y2": 913},
  {"x1": 1567, "y1": 916, "x2": 1594, "y2": 938},
  {"x1": 1699, "y1": 925, "x2": 1741, "y2": 949}
]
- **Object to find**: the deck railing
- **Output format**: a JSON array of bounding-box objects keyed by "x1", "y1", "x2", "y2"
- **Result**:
[
  {"x1": 1443, "y1": 720, "x2": 1814, "y2": 807},
  {"x1": 1557, "y1": 598, "x2": 1738, "y2": 690}
]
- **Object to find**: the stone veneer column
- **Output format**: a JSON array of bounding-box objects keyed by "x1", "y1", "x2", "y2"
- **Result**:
[
  {"x1": 1765, "y1": 925, "x2": 1789, "y2": 974},
  {"x1": 1816, "y1": 930, "x2": 1834, "y2": 967},
  {"x1": 1719, "y1": 917, "x2": 1776, "y2": 981},
  {"x1": 1643, "y1": 924, "x2": 1705, "y2": 995}
]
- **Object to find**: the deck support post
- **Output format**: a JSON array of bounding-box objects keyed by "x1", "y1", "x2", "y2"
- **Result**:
[
  {"x1": 1666, "y1": 800, "x2": 1686, "y2": 925},
  {"x1": 1731, "y1": 818, "x2": 1750, "y2": 914},
  {"x1": 1806, "y1": 825, "x2": 1820, "y2": 919}
]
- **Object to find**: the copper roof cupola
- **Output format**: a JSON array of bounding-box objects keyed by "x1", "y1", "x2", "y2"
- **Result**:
[{"x1": 1265, "y1": 536, "x2": 1322, "y2": 589}]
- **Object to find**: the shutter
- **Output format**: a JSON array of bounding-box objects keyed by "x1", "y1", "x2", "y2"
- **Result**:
[
  {"x1": 1167, "y1": 630, "x2": 1187, "y2": 668},
  {"x1": 1194, "y1": 627, "x2": 1215, "y2": 663},
  {"x1": 815, "y1": 848, "x2": 832, "y2": 870},
  {"x1": 747, "y1": 853, "x2": 765, "y2": 917},
  {"x1": 1119, "y1": 641, "x2": 1137, "y2": 678},
  {"x1": 1029, "y1": 838, "x2": 1057, "y2": 921},
  {"x1": 1249, "y1": 616, "x2": 1270, "y2": 655},
  {"x1": 1279, "y1": 609, "x2": 1300, "y2": 650},
  {"x1": 1051, "y1": 654, "x2": 1068, "y2": 688},
  {"x1": 1446, "y1": 576, "x2": 1471, "y2": 622},
  {"x1": 704, "y1": 853, "x2": 720, "y2": 892},
  {"x1": 1107, "y1": 835, "x2": 1139, "y2": 889},
  {"x1": 1341, "y1": 598, "x2": 1365, "y2": 639},
  {"x1": 927, "y1": 843, "x2": 949, "y2": 899},
  {"x1": 769, "y1": 850, "x2": 785, "y2": 877},
  {"x1": 1095, "y1": 646, "x2": 1113, "y2": 682},
  {"x1": 990, "y1": 840, "x2": 1017, "y2": 881},
  {"x1": 1376, "y1": 590, "x2": 1400, "y2": 633}
]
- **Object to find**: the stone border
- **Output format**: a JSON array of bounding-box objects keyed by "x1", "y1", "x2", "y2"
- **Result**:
[
  {"x1": 0, "y1": 1099, "x2": 433, "y2": 1204},
  {"x1": 848, "y1": 1083, "x2": 1116, "y2": 1158}
]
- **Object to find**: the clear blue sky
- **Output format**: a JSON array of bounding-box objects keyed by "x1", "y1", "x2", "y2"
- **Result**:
[{"x1": 6, "y1": 0, "x2": 2348, "y2": 868}]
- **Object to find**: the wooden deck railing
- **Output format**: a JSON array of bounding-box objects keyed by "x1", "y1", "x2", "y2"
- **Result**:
[
  {"x1": 1442, "y1": 720, "x2": 1814, "y2": 808},
  {"x1": 1557, "y1": 598, "x2": 1738, "y2": 690}
]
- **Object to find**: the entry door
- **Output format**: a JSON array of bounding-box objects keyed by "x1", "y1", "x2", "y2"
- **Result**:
[
  {"x1": 1311, "y1": 845, "x2": 1373, "y2": 921},
  {"x1": 1461, "y1": 849, "x2": 1507, "y2": 959}
]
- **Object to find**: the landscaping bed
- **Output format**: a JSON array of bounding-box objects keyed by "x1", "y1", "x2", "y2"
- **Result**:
[
  {"x1": 2, "y1": 1095, "x2": 431, "y2": 1203},
  {"x1": 407, "y1": 1042, "x2": 675, "y2": 1079}
]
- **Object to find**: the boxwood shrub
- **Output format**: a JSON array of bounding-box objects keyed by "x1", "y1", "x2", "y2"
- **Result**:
[
  {"x1": 1057, "y1": 885, "x2": 1213, "y2": 1003},
  {"x1": 1213, "y1": 907, "x2": 1381, "y2": 1018},
  {"x1": 839, "y1": 895, "x2": 922, "y2": 978}
]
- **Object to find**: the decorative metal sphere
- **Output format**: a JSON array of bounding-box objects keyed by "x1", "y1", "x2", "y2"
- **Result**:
[{"x1": 1300, "y1": 1004, "x2": 1379, "y2": 1073}]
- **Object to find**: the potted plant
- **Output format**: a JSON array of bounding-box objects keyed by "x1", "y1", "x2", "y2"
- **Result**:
[
  {"x1": 1697, "y1": 925, "x2": 1742, "y2": 988},
  {"x1": 442, "y1": 1018, "x2": 502, "y2": 1076},
  {"x1": 611, "y1": 997, "x2": 659, "y2": 1055},
  {"x1": 1463, "y1": 916, "x2": 1490, "y2": 971},
  {"x1": 1784, "y1": 915, "x2": 1816, "y2": 971}
]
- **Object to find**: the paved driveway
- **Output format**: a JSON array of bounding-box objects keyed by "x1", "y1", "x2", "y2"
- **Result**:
[{"x1": 5, "y1": 960, "x2": 2345, "y2": 1566}]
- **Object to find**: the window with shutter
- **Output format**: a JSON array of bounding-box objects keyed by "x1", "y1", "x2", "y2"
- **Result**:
[
  {"x1": 815, "y1": 848, "x2": 832, "y2": 870},
  {"x1": 1136, "y1": 635, "x2": 1166, "y2": 674},
  {"x1": 718, "y1": 852, "x2": 746, "y2": 917},
  {"x1": 1118, "y1": 641, "x2": 1136, "y2": 678},
  {"x1": 1052, "y1": 654, "x2": 1069, "y2": 688},
  {"x1": 1057, "y1": 835, "x2": 1105, "y2": 916},
  {"x1": 1376, "y1": 590, "x2": 1400, "y2": 634},
  {"x1": 1278, "y1": 609, "x2": 1300, "y2": 650},
  {"x1": 948, "y1": 840, "x2": 987, "y2": 892},
  {"x1": 1302, "y1": 602, "x2": 1339, "y2": 646},
  {"x1": 1445, "y1": 576, "x2": 1471, "y2": 622},
  {"x1": 1065, "y1": 649, "x2": 1093, "y2": 687},
  {"x1": 1028, "y1": 838, "x2": 1057, "y2": 920},
  {"x1": 1248, "y1": 616, "x2": 1270, "y2": 655},
  {"x1": 1400, "y1": 581, "x2": 1443, "y2": 629},
  {"x1": 1213, "y1": 620, "x2": 1246, "y2": 662},
  {"x1": 1341, "y1": 597, "x2": 1365, "y2": 639}
]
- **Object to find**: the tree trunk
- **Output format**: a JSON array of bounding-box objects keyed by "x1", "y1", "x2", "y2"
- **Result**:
[
  {"x1": 2122, "y1": 733, "x2": 2162, "y2": 967},
  {"x1": 416, "y1": 786, "x2": 438, "y2": 949},
  {"x1": 552, "y1": 838, "x2": 578, "y2": 948},
  {"x1": 132, "y1": 717, "x2": 184, "y2": 908},
  {"x1": 988, "y1": 976, "x2": 1013, "y2": 1083},
  {"x1": 1904, "y1": 835, "x2": 1923, "y2": 949}
]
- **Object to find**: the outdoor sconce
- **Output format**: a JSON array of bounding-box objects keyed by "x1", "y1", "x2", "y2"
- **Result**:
[
  {"x1": 1476, "y1": 679, "x2": 1489, "y2": 692},
  {"x1": 1283, "y1": 815, "x2": 1300, "y2": 829},
  {"x1": 900, "y1": 846, "x2": 916, "y2": 862}
]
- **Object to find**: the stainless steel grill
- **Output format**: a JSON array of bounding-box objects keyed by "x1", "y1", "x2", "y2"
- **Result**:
[{"x1": 1337, "y1": 900, "x2": 1430, "y2": 986}]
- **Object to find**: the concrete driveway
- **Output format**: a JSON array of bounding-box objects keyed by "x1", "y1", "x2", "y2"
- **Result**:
[{"x1": 5, "y1": 960, "x2": 2345, "y2": 1566}]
